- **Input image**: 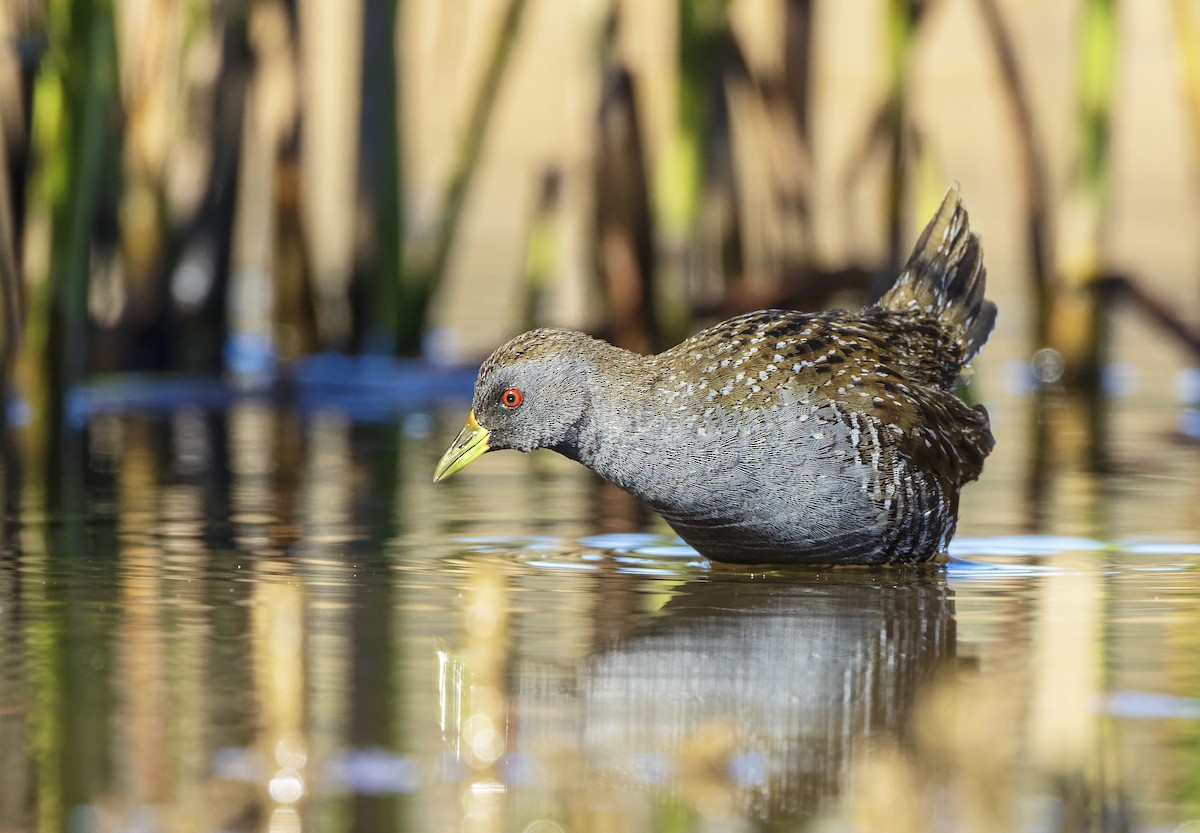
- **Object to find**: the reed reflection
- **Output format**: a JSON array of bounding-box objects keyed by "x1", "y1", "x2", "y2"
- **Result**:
[
  {"x1": 513, "y1": 568, "x2": 956, "y2": 825},
  {"x1": 0, "y1": 431, "x2": 29, "y2": 832}
]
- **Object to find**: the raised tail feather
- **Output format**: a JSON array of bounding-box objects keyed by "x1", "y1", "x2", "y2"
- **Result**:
[{"x1": 878, "y1": 186, "x2": 997, "y2": 365}]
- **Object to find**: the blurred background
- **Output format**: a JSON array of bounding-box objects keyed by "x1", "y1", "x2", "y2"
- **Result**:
[
  {"x1": 4, "y1": 3, "x2": 1200, "y2": 833},
  {"x1": 2, "y1": 0, "x2": 1199, "y2": 444}
]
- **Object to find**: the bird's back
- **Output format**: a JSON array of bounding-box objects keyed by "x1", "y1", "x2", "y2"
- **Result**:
[{"x1": 642, "y1": 188, "x2": 995, "y2": 562}]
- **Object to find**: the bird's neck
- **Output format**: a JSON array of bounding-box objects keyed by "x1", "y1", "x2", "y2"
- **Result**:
[{"x1": 553, "y1": 345, "x2": 663, "y2": 499}]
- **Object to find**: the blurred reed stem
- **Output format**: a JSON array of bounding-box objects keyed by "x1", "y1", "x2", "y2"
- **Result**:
[
  {"x1": 360, "y1": 0, "x2": 403, "y2": 354},
  {"x1": 1035, "y1": 0, "x2": 1117, "y2": 472},
  {"x1": 300, "y1": 0, "x2": 363, "y2": 349},
  {"x1": 841, "y1": 0, "x2": 925, "y2": 295},
  {"x1": 595, "y1": 66, "x2": 657, "y2": 353},
  {"x1": 1075, "y1": 0, "x2": 1117, "y2": 204},
  {"x1": 401, "y1": 0, "x2": 528, "y2": 356},
  {"x1": 781, "y1": 0, "x2": 817, "y2": 265},
  {"x1": 662, "y1": 0, "x2": 728, "y2": 237},
  {"x1": 783, "y1": 0, "x2": 814, "y2": 146},
  {"x1": 651, "y1": 0, "x2": 730, "y2": 345},
  {"x1": 0, "y1": 138, "x2": 21, "y2": 423},
  {"x1": 19, "y1": 0, "x2": 118, "y2": 451},
  {"x1": 1170, "y1": 0, "x2": 1200, "y2": 352},
  {"x1": 975, "y1": 0, "x2": 1052, "y2": 346},
  {"x1": 521, "y1": 169, "x2": 560, "y2": 331},
  {"x1": 1, "y1": 6, "x2": 41, "y2": 389},
  {"x1": 882, "y1": 0, "x2": 918, "y2": 286},
  {"x1": 1054, "y1": 0, "x2": 1116, "y2": 389},
  {"x1": 1172, "y1": 0, "x2": 1200, "y2": 168}
]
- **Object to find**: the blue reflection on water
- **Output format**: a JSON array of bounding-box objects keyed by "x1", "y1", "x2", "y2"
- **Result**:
[
  {"x1": 1103, "y1": 691, "x2": 1200, "y2": 720},
  {"x1": 434, "y1": 532, "x2": 1200, "y2": 578},
  {"x1": 327, "y1": 748, "x2": 421, "y2": 795},
  {"x1": 65, "y1": 355, "x2": 479, "y2": 427},
  {"x1": 949, "y1": 535, "x2": 1108, "y2": 556},
  {"x1": 446, "y1": 532, "x2": 1200, "y2": 579}
]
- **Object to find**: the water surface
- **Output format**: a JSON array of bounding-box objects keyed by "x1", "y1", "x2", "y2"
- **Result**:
[{"x1": 1, "y1": 401, "x2": 1199, "y2": 833}]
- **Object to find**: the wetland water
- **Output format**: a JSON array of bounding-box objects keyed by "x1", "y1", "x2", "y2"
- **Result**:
[{"x1": 0, "y1": 390, "x2": 1199, "y2": 833}]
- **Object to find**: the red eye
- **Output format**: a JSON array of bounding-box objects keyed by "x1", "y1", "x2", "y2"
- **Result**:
[{"x1": 500, "y1": 388, "x2": 523, "y2": 408}]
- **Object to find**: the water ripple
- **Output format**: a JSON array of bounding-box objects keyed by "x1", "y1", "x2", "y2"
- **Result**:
[{"x1": 427, "y1": 533, "x2": 1200, "y2": 578}]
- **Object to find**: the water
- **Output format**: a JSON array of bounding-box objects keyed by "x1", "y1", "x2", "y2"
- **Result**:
[{"x1": 1, "y1": 396, "x2": 1199, "y2": 833}]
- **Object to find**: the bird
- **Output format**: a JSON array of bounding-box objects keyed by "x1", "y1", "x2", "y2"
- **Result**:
[{"x1": 434, "y1": 187, "x2": 996, "y2": 565}]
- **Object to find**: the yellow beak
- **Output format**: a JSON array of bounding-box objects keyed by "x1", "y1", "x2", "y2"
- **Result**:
[{"x1": 433, "y1": 410, "x2": 491, "y2": 482}]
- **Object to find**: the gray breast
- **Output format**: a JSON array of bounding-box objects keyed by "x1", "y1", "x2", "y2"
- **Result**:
[{"x1": 598, "y1": 392, "x2": 896, "y2": 563}]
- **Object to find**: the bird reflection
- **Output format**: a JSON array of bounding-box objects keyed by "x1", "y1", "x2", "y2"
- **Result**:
[{"x1": 523, "y1": 568, "x2": 956, "y2": 823}]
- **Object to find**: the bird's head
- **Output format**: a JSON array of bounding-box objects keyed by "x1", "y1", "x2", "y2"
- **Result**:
[{"x1": 433, "y1": 329, "x2": 604, "y2": 482}]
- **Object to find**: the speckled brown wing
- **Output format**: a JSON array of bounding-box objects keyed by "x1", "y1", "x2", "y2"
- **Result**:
[
  {"x1": 665, "y1": 308, "x2": 993, "y2": 492},
  {"x1": 670, "y1": 308, "x2": 961, "y2": 393}
]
